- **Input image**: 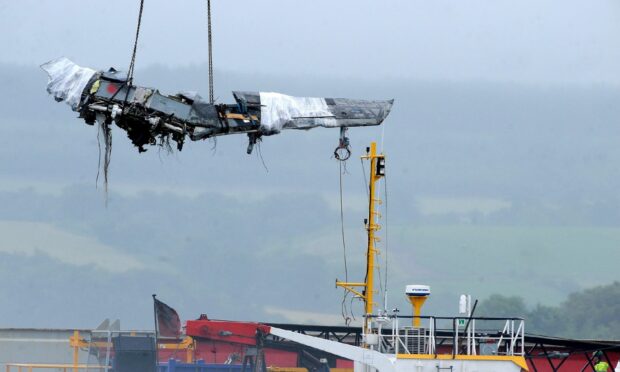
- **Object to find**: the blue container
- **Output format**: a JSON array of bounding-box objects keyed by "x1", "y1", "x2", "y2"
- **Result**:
[{"x1": 159, "y1": 359, "x2": 244, "y2": 372}]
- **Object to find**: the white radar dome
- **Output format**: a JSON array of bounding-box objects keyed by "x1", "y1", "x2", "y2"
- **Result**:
[{"x1": 405, "y1": 284, "x2": 431, "y2": 297}]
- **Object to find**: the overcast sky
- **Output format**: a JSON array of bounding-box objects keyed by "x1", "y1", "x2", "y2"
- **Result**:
[
  {"x1": 2, "y1": 0, "x2": 619, "y2": 84},
  {"x1": 0, "y1": 1, "x2": 619, "y2": 331}
]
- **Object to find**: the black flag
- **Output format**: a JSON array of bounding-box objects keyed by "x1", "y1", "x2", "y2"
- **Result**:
[{"x1": 153, "y1": 296, "x2": 181, "y2": 338}]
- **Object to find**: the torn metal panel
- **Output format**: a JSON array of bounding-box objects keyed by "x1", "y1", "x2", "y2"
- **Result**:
[
  {"x1": 40, "y1": 57, "x2": 96, "y2": 110},
  {"x1": 258, "y1": 92, "x2": 337, "y2": 132},
  {"x1": 42, "y1": 57, "x2": 394, "y2": 154}
]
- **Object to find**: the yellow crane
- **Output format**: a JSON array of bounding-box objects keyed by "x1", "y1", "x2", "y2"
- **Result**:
[{"x1": 336, "y1": 141, "x2": 385, "y2": 338}]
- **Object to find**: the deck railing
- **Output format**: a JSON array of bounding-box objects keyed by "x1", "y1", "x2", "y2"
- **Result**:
[{"x1": 366, "y1": 315, "x2": 525, "y2": 357}]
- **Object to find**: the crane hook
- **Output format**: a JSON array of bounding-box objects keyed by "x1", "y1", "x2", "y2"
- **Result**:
[{"x1": 334, "y1": 127, "x2": 351, "y2": 161}]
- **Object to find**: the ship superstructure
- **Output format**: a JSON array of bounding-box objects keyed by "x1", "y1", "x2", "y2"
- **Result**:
[{"x1": 263, "y1": 142, "x2": 528, "y2": 372}]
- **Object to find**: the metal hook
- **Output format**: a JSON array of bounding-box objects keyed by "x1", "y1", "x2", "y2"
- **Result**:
[{"x1": 334, "y1": 127, "x2": 351, "y2": 161}]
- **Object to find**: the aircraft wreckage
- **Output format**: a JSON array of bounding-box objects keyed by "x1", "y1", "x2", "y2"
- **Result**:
[{"x1": 42, "y1": 57, "x2": 393, "y2": 156}]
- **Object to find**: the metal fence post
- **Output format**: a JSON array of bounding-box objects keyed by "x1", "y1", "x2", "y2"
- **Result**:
[
  {"x1": 453, "y1": 318, "x2": 457, "y2": 358},
  {"x1": 169, "y1": 358, "x2": 176, "y2": 372}
]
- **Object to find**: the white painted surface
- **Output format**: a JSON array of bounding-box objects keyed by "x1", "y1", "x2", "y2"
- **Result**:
[
  {"x1": 259, "y1": 92, "x2": 337, "y2": 132},
  {"x1": 269, "y1": 327, "x2": 395, "y2": 372},
  {"x1": 0, "y1": 329, "x2": 89, "y2": 366},
  {"x1": 392, "y1": 358, "x2": 523, "y2": 372}
]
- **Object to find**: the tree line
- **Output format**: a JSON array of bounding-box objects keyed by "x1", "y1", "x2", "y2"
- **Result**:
[{"x1": 478, "y1": 281, "x2": 620, "y2": 339}]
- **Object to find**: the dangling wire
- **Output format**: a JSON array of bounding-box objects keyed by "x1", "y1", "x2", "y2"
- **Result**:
[
  {"x1": 349, "y1": 295, "x2": 357, "y2": 322},
  {"x1": 209, "y1": 137, "x2": 218, "y2": 155},
  {"x1": 380, "y1": 126, "x2": 390, "y2": 308},
  {"x1": 339, "y1": 160, "x2": 352, "y2": 325},
  {"x1": 383, "y1": 169, "x2": 389, "y2": 298},
  {"x1": 102, "y1": 122, "x2": 112, "y2": 202},
  {"x1": 360, "y1": 158, "x2": 369, "y2": 197},
  {"x1": 256, "y1": 141, "x2": 269, "y2": 172},
  {"x1": 339, "y1": 161, "x2": 348, "y2": 283},
  {"x1": 96, "y1": 119, "x2": 112, "y2": 206},
  {"x1": 96, "y1": 0, "x2": 143, "y2": 201},
  {"x1": 96, "y1": 120, "x2": 102, "y2": 187},
  {"x1": 374, "y1": 179, "x2": 389, "y2": 309}
]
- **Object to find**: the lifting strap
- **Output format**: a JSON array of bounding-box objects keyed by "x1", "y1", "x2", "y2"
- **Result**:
[
  {"x1": 207, "y1": 0, "x2": 214, "y2": 104},
  {"x1": 127, "y1": 0, "x2": 145, "y2": 86},
  {"x1": 126, "y1": 0, "x2": 214, "y2": 102}
]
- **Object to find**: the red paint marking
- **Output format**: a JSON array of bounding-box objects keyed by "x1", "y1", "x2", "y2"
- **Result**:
[{"x1": 106, "y1": 83, "x2": 118, "y2": 94}]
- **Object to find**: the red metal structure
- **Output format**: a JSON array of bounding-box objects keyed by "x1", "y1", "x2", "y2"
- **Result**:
[
  {"x1": 179, "y1": 317, "x2": 620, "y2": 372},
  {"x1": 183, "y1": 317, "x2": 351, "y2": 369}
]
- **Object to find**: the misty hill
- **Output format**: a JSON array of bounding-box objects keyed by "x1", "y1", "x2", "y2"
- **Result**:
[
  {"x1": 479, "y1": 281, "x2": 620, "y2": 339},
  {"x1": 0, "y1": 62, "x2": 619, "y2": 330},
  {"x1": 3, "y1": 62, "x2": 620, "y2": 205}
]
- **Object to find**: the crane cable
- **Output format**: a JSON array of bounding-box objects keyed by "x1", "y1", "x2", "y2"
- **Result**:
[
  {"x1": 382, "y1": 168, "x2": 389, "y2": 306},
  {"x1": 100, "y1": 0, "x2": 144, "y2": 199},
  {"x1": 339, "y1": 160, "x2": 352, "y2": 325},
  {"x1": 207, "y1": 0, "x2": 214, "y2": 103},
  {"x1": 378, "y1": 129, "x2": 389, "y2": 310},
  {"x1": 125, "y1": 0, "x2": 212, "y2": 98},
  {"x1": 339, "y1": 161, "x2": 348, "y2": 283},
  {"x1": 127, "y1": 0, "x2": 145, "y2": 86},
  {"x1": 359, "y1": 146, "x2": 389, "y2": 311}
]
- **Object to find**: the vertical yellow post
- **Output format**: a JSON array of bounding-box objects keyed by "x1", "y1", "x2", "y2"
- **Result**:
[
  {"x1": 406, "y1": 285, "x2": 431, "y2": 328},
  {"x1": 72, "y1": 330, "x2": 79, "y2": 372},
  {"x1": 364, "y1": 142, "x2": 380, "y2": 330},
  {"x1": 186, "y1": 337, "x2": 194, "y2": 363},
  {"x1": 410, "y1": 297, "x2": 428, "y2": 327},
  {"x1": 336, "y1": 142, "x2": 384, "y2": 337}
]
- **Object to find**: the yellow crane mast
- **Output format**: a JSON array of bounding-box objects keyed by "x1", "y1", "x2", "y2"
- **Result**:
[{"x1": 336, "y1": 141, "x2": 385, "y2": 338}]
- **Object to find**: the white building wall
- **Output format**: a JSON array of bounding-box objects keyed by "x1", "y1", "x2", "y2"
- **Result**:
[{"x1": 0, "y1": 329, "x2": 91, "y2": 365}]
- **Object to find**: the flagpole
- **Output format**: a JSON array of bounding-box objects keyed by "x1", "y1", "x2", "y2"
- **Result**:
[{"x1": 152, "y1": 294, "x2": 160, "y2": 372}]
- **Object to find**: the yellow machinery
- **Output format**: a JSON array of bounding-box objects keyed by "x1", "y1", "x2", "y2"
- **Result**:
[
  {"x1": 67, "y1": 330, "x2": 195, "y2": 372},
  {"x1": 4, "y1": 330, "x2": 196, "y2": 372}
]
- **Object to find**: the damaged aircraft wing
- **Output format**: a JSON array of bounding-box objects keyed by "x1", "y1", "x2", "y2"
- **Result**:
[{"x1": 41, "y1": 57, "x2": 393, "y2": 154}]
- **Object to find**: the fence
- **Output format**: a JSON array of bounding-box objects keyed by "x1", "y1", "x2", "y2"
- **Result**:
[{"x1": 368, "y1": 315, "x2": 525, "y2": 357}]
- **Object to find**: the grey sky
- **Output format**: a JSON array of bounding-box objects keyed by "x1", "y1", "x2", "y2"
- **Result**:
[
  {"x1": 0, "y1": 1, "x2": 619, "y2": 331},
  {"x1": 2, "y1": 0, "x2": 619, "y2": 83}
]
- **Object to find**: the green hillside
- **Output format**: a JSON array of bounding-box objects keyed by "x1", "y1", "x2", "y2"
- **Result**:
[{"x1": 390, "y1": 225, "x2": 620, "y2": 305}]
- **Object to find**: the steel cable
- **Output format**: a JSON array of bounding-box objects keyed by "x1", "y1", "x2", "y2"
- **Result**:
[
  {"x1": 127, "y1": 0, "x2": 145, "y2": 85},
  {"x1": 383, "y1": 170, "x2": 389, "y2": 301},
  {"x1": 339, "y1": 160, "x2": 352, "y2": 324},
  {"x1": 207, "y1": 0, "x2": 214, "y2": 103}
]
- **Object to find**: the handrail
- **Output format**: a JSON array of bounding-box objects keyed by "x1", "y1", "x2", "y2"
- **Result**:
[
  {"x1": 432, "y1": 317, "x2": 437, "y2": 357},
  {"x1": 365, "y1": 316, "x2": 526, "y2": 357},
  {"x1": 365, "y1": 314, "x2": 525, "y2": 321}
]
